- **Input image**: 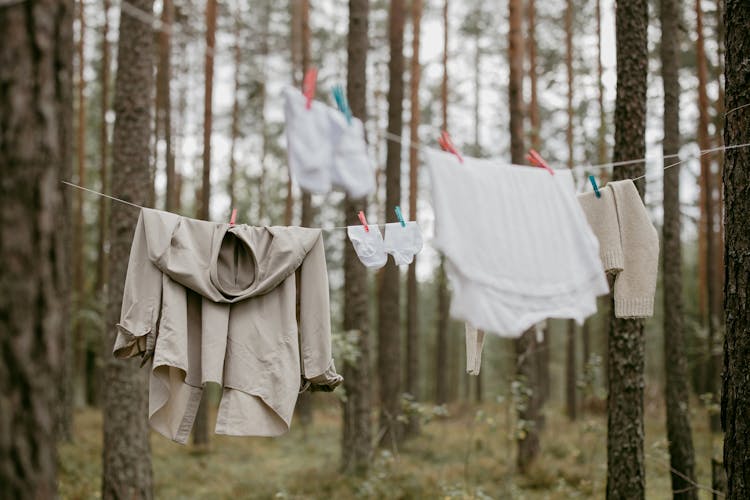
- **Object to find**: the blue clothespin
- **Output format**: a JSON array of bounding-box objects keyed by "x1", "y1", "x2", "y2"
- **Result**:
[
  {"x1": 331, "y1": 85, "x2": 352, "y2": 124},
  {"x1": 589, "y1": 175, "x2": 601, "y2": 198},
  {"x1": 395, "y1": 206, "x2": 406, "y2": 227}
]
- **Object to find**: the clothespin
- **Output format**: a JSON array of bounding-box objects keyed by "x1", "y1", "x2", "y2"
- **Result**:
[
  {"x1": 229, "y1": 208, "x2": 237, "y2": 226},
  {"x1": 589, "y1": 175, "x2": 601, "y2": 198},
  {"x1": 395, "y1": 206, "x2": 406, "y2": 227},
  {"x1": 526, "y1": 149, "x2": 555, "y2": 175},
  {"x1": 358, "y1": 210, "x2": 369, "y2": 232},
  {"x1": 331, "y1": 85, "x2": 352, "y2": 124},
  {"x1": 438, "y1": 130, "x2": 463, "y2": 163},
  {"x1": 303, "y1": 67, "x2": 318, "y2": 110}
]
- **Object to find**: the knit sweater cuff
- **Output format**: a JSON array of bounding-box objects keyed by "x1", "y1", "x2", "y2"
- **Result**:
[
  {"x1": 601, "y1": 249, "x2": 624, "y2": 273},
  {"x1": 614, "y1": 297, "x2": 654, "y2": 318}
]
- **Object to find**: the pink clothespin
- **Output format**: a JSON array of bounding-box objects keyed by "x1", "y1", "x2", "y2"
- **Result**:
[
  {"x1": 303, "y1": 67, "x2": 318, "y2": 110},
  {"x1": 358, "y1": 210, "x2": 369, "y2": 232},
  {"x1": 526, "y1": 149, "x2": 555, "y2": 175},
  {"x1": 229, "y1": 208, "x2": 237, "y2": 226},
  {"x1": 438, "y1": 130, "x2": 463, "y2": 163}
]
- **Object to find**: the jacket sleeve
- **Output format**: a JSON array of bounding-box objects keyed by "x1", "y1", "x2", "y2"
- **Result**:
[
  {"x1": 112, "y1": 209, "x2": 163, "y2": 360},
  {"x1": 298, "y1": 231, "x2": 343, "y2": 391}
]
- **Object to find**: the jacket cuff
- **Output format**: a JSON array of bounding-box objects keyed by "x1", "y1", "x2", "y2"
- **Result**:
[
  {"x1": 614, "y1": 297, "x2": 654, "y2": 318},
  {"x1": 302, "y1": 359, "x2": 344, "y2": 392},
  {"x1": 601, "y1": 249, "x2": 624, "y2": 273}
]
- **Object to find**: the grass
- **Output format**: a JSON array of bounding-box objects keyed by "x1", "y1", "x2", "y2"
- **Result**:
[{"x1": 58, "y1": 392, "x2": 722, "y2": 499}]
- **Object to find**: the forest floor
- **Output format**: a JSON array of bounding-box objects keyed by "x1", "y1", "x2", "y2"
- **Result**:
[{"x1": 59, "y1": 393, "x2": 721, "y2": 499}]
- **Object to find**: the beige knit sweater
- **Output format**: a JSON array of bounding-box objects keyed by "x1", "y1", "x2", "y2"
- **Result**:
[{"x1": 577, "y1": 180, "x2": 659, "y2": 318}]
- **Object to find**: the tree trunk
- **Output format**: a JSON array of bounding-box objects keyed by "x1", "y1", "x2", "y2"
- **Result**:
[
  {"x1": 193, "y1": 0, "x2": 218, "y2": 448},
  {"x1": 285, "y1": 0, "x2": 302, "y2": 226},
  {"x1": 564, "y1": 0, "x2": 577, "y2": 423},
  {"x1": 695, "y1": 0, "x2": 722, "y2": 434},
  {"x1": 660, "y1": 0, "x2": 699, "y2": 497},
  {"x1": 157, "y1": 0, "x2": 175, "y2": 212},
  {"x1": 341, "y1": 0, "x2": 373, "y2": 474},
  {"x1": 434, "y1": 0, "x2": 450, "y2": 409},
  {"x1": 102, "y1": 0, "x2": 155, "y2": 496},
  {"x1": 378, "y1": 0, "x2": 405, "y2": 449},
  {"x1": 0, "y1": 0, "x2": 72, "y2": 496},
  {"x1": 257, "y1": 0, "x2": 271, "y2": 224},
  {"x1": 606, "y1": 0, "x2": 648, "y2": 497},
  {"x1": 228, "y1": 11, "x2": 241, "y2": 210},
  {"x1": 404, "y1": 0, "x2": 422, "y2": 438},
  {"x1": 515, "y1": 330, "x2": 540, "y2": 474},
  {"x1": 527, "y1": 0, "x2": 540, "y2": 151},
  {"x1": 721, "y1": 2, "x2": 750, "y2": 496}
]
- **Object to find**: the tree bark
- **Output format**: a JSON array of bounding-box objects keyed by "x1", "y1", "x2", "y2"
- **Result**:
[
  {"x1": 515, "y1": 330, "x2": 540, "y2": 474},
  {"x1": 192, "y1": 0, "x2": 218, "y2": 448},
  {"x1": 156, "y1": 0, "x2": 175, "y2": 212},
  {"x1": 0, "y1": 0, "x2": 72, "y2": 496},
  {"x1": 721, "y1": 2, "x2": 750, "y2": 496},
  {"x1": 660, "y1": 0, "x2": 699, "y2": 497},
  {"x1": 341, "y1": 0, "x2": 373, "y2": 474},
  {"x1": 102, "y1": 0, "x2": 155, "y2": 497},
  {"x1": 564, "y1": 0, "x2": 577, "y2": 423},
  {"x1": 228, "y1": 9, "x2": 241, "y2": 210},
  {"x1": 378, "y1": 0, "x2": 405, "y2": 448},
  {"x1": 695, "y1": 0, "x2": 722, "y2": 433},
  {"x1": 404, "y1": 0, "x2": 422, "y2": 438},
  {"x1": 527, "y1": 0, "x2": 540, "y2": 152},
  {"x1": 606, "y1": 0, "x2": 648, "y2": 497},
  {"x1": 434, "y1": 0, "x2": 449, "y2": 408}
]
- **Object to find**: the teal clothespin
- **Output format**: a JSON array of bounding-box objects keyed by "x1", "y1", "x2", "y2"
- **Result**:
[
  {"x1": 589, "y1": 175, "x2": 601, "y2": 198},
  {"x1": 331, "y1": 85, "x2": 352, "y2": 124},
  {"x1": 395, "y1": 206, "x2": 406, "y2": 227}
]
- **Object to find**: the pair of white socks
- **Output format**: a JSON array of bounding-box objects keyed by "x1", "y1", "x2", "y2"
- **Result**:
[
  {"x1": 347, "y1": 222, "x2": 423, "y2": 268},
  {"x1": 283, "y1": 86, "x2": 375, "y2": 198}
]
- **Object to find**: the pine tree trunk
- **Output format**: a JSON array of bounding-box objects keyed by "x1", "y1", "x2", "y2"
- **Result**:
[
  {"x1": 660, "y1": 0, "x2": 698, "y2": 497},
  {"x1": 564, "y1": 0, "x2": 577, "y2": 423},
  {"x1": 0, "y1": 1, "x2": 72, "y2": 495},
  {"x1": 193, "y1": 0, "x2": 218, "y2": 448},
  {"x1": 228, "y1": 11, "x2": 241, "y2": 210},
  {"x1": 515, "y1": 330, "x2": 540, "y2": 474},
  {"x1": 696, "y1": 0, "x2": 722, "y2": 433},
  {"x1": 606, "y1": 0, "x2": 648, "y2": 497},
  {"x1": 378, "y1": 0, "x2": 405, "y2": 448},
  {"x1": 102, "y1": 0, "x2": 155, "y2": 496},
  {"x1": 434, "y1": 0, "x2": 450, "y2": 409},
  {"x1": 341, "y1": 0, "x2": 373, "y2": 474},
  {"x1": 527, "y1": 0, "x2": 540, "y2": 152},
  {"x1": 157, "y1": 0, "x2": 175, "y2": 212},
  {"x1": 721, "y1": 2, "x2": 750, "y2": 496},
  {"x1": 404, "y1": 0, "x2": 422, "y2": 438}
]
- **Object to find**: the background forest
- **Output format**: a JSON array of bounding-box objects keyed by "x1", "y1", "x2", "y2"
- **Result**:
[{"x1": 2, "y1": 0, "x2": 746, "y2": 498}]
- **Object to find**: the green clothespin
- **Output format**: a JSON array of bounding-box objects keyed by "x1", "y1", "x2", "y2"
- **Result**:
[{"x1": 395, "y1": 206, "x2": 406, "y2": 227}]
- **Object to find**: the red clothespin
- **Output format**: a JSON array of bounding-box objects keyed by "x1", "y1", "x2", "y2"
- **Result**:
[
  {"x1": 229, "y1": 208, "x2": 237, "y2": 226},
  {"x1": 526, "y1": 149, "x2": 555, "y2": 175},
  {"x1": 438, "y1": 130, "x2": 463, "y2": 163},
  {"x1": 357, "y1": 210, "x2": 369, "y2": 232},
  {"x1": 303, "y1": 67, "x2": 318, "y2": 110}
]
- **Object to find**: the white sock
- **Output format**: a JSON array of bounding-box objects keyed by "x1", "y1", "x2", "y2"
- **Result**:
[
  {"x1": 283, "y1": 86, "x2": 333, "y2": 194},
  {"x1": 383, "y1": 221, "x2": 423, "y2": 266},
  {"x1": 347, "y1": 225, "x2": 387, "y2": 269},
  {"x1": 330, "y1": 113, "x2": 376, "y2": 199}
]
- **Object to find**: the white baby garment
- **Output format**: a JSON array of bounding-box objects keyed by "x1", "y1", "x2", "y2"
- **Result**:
[
  {"x1": 283, "y1": 86, "x2": 375, "y2": 198},
  {"x1": 347, "y1": 222, "x2": 423, "y2": 268},
  {"x1": 425, "y1": 147, "x2": 609, "y2": 338}
]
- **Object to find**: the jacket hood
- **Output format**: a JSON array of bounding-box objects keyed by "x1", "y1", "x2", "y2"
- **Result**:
[{"x1": 140, "y1": 208, "x2": 322, "y2": 303}]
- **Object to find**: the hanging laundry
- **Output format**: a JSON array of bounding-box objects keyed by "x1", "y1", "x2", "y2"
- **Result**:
[
  {"x1": 425, "y1": 148, "x2": 609, "y2": 342},
  {"x1": 347, "y1": 221, "x2": 423, "y2": 268},
  {"x1": 112, "y1": 208, "x2": 343, "y2": 444},
  {"x1": 283, "y1": 86, "x2": 375, "y2": 198},
  {"x1": 577, "y1": 179, "x2": 659, "y2": 318},
  {"x1": 465, "y1": 324, "x2": 485, "y2": 376}
]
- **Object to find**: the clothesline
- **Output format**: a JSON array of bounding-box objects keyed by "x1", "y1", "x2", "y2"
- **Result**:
[{"x1": 61, "y1": 139, "x2": 750, "y2": 229}]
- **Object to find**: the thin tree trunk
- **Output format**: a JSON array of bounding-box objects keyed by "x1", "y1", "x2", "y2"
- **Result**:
[
  {"x1": 0, "y1": 0, "x2": 72, "y2": 495},
  {"x1": 157, "y1": 0, "x2": 175, "y2": 212},
  {"x1": 193, "y1": 0, "x2": 218, "y2": 448},
  {"x1": 228, "y1": 10, "x2": 241, "y2": 210},
  {"x1": 660, "y1": 0, "x2": 699, "y2": 497},
  {"x1": 102, "y1": 0, "x2": 155, "y2": 496},
  {"x1": 696, "y1": 0, "x2": 722, "y2": 433},
  {"x1": 721, "y1": 3, "x2": 750, "y2": 496},
  {"x1": 404, "y1": 0, "x2": 422, "y2": 438},
  {"x1": 257, "y1": 0, "x2": 271, "y2": 224},
  {"x1": 285, "y1": 0, "x2": 302, "y2": 226},
  {"x1": 527, "y1": 0, "x2": 540, "y2": 151},
  {"x1": 434, "y1": 0, "x2": 449, "y2": 408},
  {"x1": 564, "y1": 0, "x2": 577, "y2": 423},
  {"x1": 606, "y1": 0, "x2": 648, "y2": 497},
  {"x1": 341, "y1": 0, "x2": 372, "y2": 474},
  {"x1": 378, "y1": 0, "x2": 405, "y2": 448},
  {"x1": 72, "y1": 0, "x2": 87, "y2": 412}
]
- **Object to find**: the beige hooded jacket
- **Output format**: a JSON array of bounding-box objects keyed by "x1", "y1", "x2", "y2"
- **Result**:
[{"x1": 113, "y1": 208, "x2": 342, "y2": 444}]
